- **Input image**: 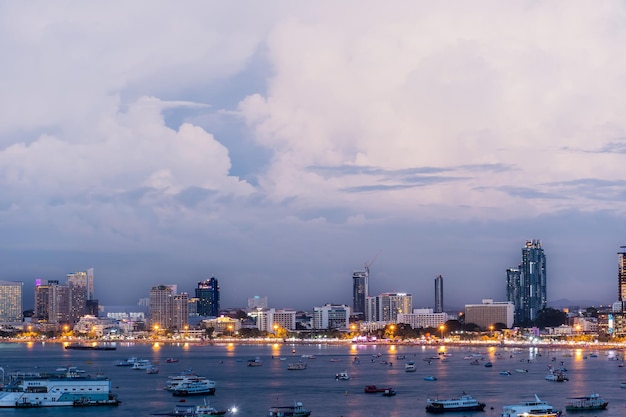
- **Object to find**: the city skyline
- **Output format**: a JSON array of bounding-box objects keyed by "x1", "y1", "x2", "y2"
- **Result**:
[{"x1": 2, "y1": 3, "x2": 626, "y2": 310}]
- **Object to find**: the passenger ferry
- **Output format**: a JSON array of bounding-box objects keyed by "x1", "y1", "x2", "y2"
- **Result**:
[
  {"x1": 0, "y1": 368, "x2": 120, "y2": 408},
  {"x1": 426, "y1": 393, "x2": 486, "y2": 413}
]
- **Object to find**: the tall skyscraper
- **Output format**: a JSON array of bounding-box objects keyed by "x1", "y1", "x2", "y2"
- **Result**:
[
  {"x1": 365, "y1": 292, "x2": 412, "y2": 322},
  {"x1": 352, "y1": 271, "x2": 368, "y2": 318},
  {"x1": 149, "y1": 284, "x2": 176, "y2": 329},
  {"x1": 434, "y1": 275, "x2": 444, "y2": 313},
  {"x1": 0, "y1": 280, "x2": 23, "y2": 322},
  {"x1": 196, "y1": 277, "x2": 220, "y2": 317},
  {"x1": 618, "y1": 246, "x2": 626, "y2": 308},
  {"x1": 67, "y1": 271, "x2": 89, "y2": 323},
  {"x1": 506, "y1": 240, "x2": 547, "y2": 324}
]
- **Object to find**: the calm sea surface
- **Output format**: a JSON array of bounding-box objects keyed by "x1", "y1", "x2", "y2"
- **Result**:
[{"x1": 1, "y1": 342, "x2": 625, "y2": 417}]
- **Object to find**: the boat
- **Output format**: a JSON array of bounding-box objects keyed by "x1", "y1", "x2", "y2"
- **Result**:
[
  {"x1": 484, "y1": 362, "x2": 493, "y2": 367},
  {"x1": 364, "y1": 385, "x2": 390, "y2": 393},
  {"x1": 621, "y1": 382, "x2": 626, "y2": 389},
  {"x1": 165, "y1": 358, "x2": 179, "y2": 363},
  {"x1": 287, "y1": 362, "x2": 307, "y2": 370},
  {"x1": 132, "y1": 359, "x2": 153, "y2": 370},
  {"x1": 172, "y1": 379, "x2": 217, "y2": 396},
  {"x1": 500, "y1": 370, "x2": 512, "y2": 376},
  {"x1": 424, "y1": 376, "x2": 437, "y2": 381},
  {"x1": 146, "y1": 366, "x2": 160, "y2": 374},
  {"x1": 166, "y1": 374, "x2": 216, "y2": 394},
  {"x1": 267, "y1": 401, "x2": 311, "y2": 417},
  {"x1": 515, "y1": 368, "x2": 528, "y2": 373},
  {"x1": 116, "y1": 357, "x2": 139, "y2": 366},
  {"x1": 501, "y1": 395, "x2": 561, "y2": 417},
  {"x1": 0, "y1": 368, "x2": 120, "y2": 408},
  {"x1": 151, "y1": 401, "x2": 229, "y2": 416},
  {"x1": 565, "y1": 393, "x2": 608, "y2": 411},
  {"x1": 335, "y1": 371, "x2": 350, "y2": 380},
  {"x1": 382, "y1": 388, "x2": 396, "y2": 396},
  {"x1": 64, "y1": 344, "x2": 116, "y2": 351},
  {"x1": 405, "y1": 361, "x2": 417, "y2": 372},
  {"x1": 426, "y1": 393, "x2": 486, "y2": 413},
  {"x1": 545, "y1": 369, "x2": 568, "y2": 382},
  {"x1": 247, "y1": 357, "x2": 263, "y2": 367}
]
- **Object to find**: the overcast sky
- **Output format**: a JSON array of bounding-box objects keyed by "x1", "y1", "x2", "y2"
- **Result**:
[{"x1": 2, "y1": 2, "x2": 626, "y2": 312}]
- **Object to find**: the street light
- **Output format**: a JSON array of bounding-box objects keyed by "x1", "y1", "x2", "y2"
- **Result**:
[{"x1": 439, "y1": 325, "x2": 445, "y2": 340}]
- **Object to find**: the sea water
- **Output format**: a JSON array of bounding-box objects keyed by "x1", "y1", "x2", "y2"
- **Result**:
[{"x1": 0, "y1": 342, "x2": 624, "y2": 417}]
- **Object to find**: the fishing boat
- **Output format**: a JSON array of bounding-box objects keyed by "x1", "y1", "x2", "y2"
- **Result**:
[
  {"x1": 267, "y1": 401, "x2": 311, "y2": 417},
  {"x1": 382, "y1": 388, "x2": 396, "y2": 396},
  {"x1": 424, "y1": 375, "x2": 437, "y2": 381},
  {"x1": 426, "y1": 393, "x2": 486, "y2": 413},
  {"x1": 501, "y1": 395, "x2": 561, "y2": 417},
  {"x1": 405, "y1": 361, "x2": 417, "y2": 372},
  {"x1": 545, "y1": 369, "x2": 568, "y2": 382},
  {"x1": 0, "y1": 368, "x2": 120, "y2": 408},
  {"x1": 565, "y1": 393, "x2": 608, "y2": 411}
]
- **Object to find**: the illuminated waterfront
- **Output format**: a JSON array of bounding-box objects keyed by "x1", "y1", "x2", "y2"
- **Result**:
[{"x1": 0, "y1": 342, "x2": 625, "y2": 416}]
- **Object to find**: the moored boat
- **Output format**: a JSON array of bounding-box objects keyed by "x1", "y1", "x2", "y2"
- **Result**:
[
  {"x1": 335, "y1": 371, "x2": 350, "y2": 380},
  {"x1": 565, "y1": 393, "x2": 608, "y2": 411},
  {"x1": 545, "y1": 369, "x2": 568, "y2": 382},
  {"x1": 287, "y1": 362, "x2": 307, "y2": 370},
  {"x1": 0, "y1": 368, "x2": 120, "y2": 408},
  {"x1": 501, "y1": 395, "x2": 561, "y2": 417},
  {"x1": 364, "y1": 385, "x2": 389, "y2": 393},
  {"x1": 247, "y1": 357, "x2": 263, "y2": 367},
  {"x1": 424, "y1": 375, "x2": 437, "y2": 381},
  {"x1": 267, "y1": 401, "x2": 311, "y2": 417},
  {"x1": 405, "y1": 361, "x2": 416, "y2": 372},
  {"x1": 426, "y1": 393, "x2": 486, "y2": 413},
  {"x1": 172, "y1": 379, "x2": 217, "y2": 397},
  {"x1": 151, "y1": 401, "x2": 229, "y2": 416}
]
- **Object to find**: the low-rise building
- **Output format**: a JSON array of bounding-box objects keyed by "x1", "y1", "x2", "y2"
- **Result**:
[{"x1": 464, "y1": 299, "x2": 514, "y2": 330}]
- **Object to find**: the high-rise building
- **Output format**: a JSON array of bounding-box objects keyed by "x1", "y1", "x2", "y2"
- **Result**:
[
  {"x1": 0, "y1": 280, "x2": 23, "y2": 322},
  {"x1": 67, "y1": 271, "x2": 90, "y2": 323},
  {"x1": 34, "y1": 279, "x2": 70, "y2": 324},
  {"x1": 618, "y1": 246, "x2": 626, "y2": 309},
  {"x1": 434, "y1": 275, "x2": 444, "y2": 313},
  {"x1": 195, "y1": 277, "x2": 220, "y2": 317},
  {"x1": 352, "y1": 271, "x2": 368, "y2": 317},
  {"x1": 172, "y1": 293, "x2": 189, "y2": 330},
  {"x1": 506, "y1": 240, "x2": 547, "y2": 324},
  {"x1": 365, "y1": 293, "x2": 412, "y2": 322},
  {"x1": 149, "y1": 285, "x2": 176, "y2": 329}
]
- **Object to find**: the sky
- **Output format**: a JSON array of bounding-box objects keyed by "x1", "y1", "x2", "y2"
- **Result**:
[{"x1": 2, "y1": 1, "x2": 626, "y2": 312}]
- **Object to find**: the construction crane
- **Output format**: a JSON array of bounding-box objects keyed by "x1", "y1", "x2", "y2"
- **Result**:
[{"x1": 363, "y1": 251, "x2": 381, "y2": 298}]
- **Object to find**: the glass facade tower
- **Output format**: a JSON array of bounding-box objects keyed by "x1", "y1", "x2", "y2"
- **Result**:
[
  {"x1": 507, "y1": 240, "x2": 547, "y2": 324},
  {"x1": 434, "y1": 275, "x2": 444, "y2": 313},
  {"x1": 196, "y1": 277, "x2": 220, "y2": 317}
]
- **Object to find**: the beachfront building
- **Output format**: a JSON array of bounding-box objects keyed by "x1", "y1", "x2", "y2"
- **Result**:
[
  {"x1": 312, "y1": 304, "x2": 350, "y2": 330},
  {"x1": 256, "y1": 308, "x2": 296, "y2": 332},
  {"x1": 202, "y1": 315, "x2": 240, "y2": 335},
  {"x1": 464, "y1": 299, "x2": 514, "y2": 330},
  {"x1": 397, "y1": 308, "x2": 448, "y2": 329},
  {"x1": 434, "y1": 275, "x2": 444, "y2": 313},
  {"x1": 196, "y1": 277, "x2": 219, "y2": 317},
  {"x1": 506, "y1": 240, "x2": 547, "y2": 324},
  {"x1": 149, "y1": 284, "x2": 188, "y2": 330}
]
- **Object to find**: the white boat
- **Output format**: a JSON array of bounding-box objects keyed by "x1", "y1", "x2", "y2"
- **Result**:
[
  {"x1": 426, "y1": 393, "x2": 486, "y2": 413},
  {"x1": 267, "y1": 401, "x2": 311, "y2": 417},
  {"x1": 0, "y1": 368, "x2": 120, "y2": 408},
  {"x1": 405, "y1": 361, "x2": 417, "y2": 372},
  {"x1": 115, "y1": 356, "x2": 138, "y2": 366},
  {"x1": 335, "y1": 371, "x2": 350, "y2": 380},
  {"x1": 166, "y1": 374, "x2": 216, "y2": 394},
  {"x1": 287, "y1": 362, "x2": 307, "y2": 370},
  {"x1": 132, "y1": 359, "x2": 153, "y2": 370},
  {"x1": 146, "y1": 365, "x2": 159, "y2": 374},
  {"x1": 501, "y1": 395, "x2": 561, "y2": 417},
  {"x1": 172, "y1": 379, "x2": 217, "y2": 397},
  {"x1": 565, "y1": 393, "x2": 608, "y2": 411}
]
